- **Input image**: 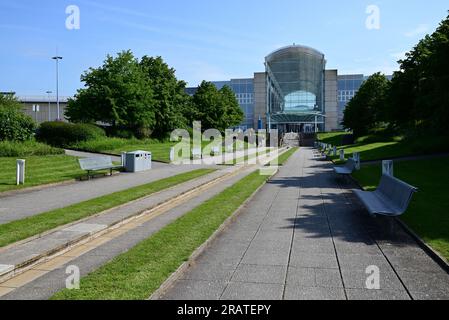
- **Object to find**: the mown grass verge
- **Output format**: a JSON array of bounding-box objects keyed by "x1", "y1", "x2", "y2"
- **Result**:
[{"x1": 0, "y1": 169, "x2": 215, "y2": 248}]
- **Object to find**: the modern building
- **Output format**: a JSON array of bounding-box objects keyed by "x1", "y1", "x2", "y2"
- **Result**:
[
  {"x1": 20, "y1": 96, "x2": 70, "y2": 124},
  {"x1": 187, "y1": 45, "x2": 391, "y2": 132},
  {"x1": 337, "y1": 74, "x2": 365, "y2": 128}
]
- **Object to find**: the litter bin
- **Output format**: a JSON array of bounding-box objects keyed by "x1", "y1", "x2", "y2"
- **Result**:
[{"x1": 125, "y1": 151, "x2": 152, "y2": 172}]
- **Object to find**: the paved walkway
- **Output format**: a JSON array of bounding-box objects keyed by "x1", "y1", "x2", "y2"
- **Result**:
[
  {"x1": 159, "y1": 148, "x2": 449, "y2": 300},
  {"x1": 0, "y1": 164, "x2": 214, "y2": 225}
]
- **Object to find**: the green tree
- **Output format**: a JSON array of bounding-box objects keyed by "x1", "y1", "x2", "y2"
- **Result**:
[
  {"x1": 0, "y1": 94, "x2": 35, "y2": 141},
  {"x1": 192, "y1": 82, "x2": 243, "y2": 131},
  {"x1": 388, "y1": 12, "x2": 449, "y2": 134},
  {"x1": 342, "y1": 73, "x2": 390, "y2": 138},
  {"x1": 66, "y1": 50, "x2": 155, "y2": 138},
  {"x1": 140, "y1": 56, "x2": 191, "y2": 138}
]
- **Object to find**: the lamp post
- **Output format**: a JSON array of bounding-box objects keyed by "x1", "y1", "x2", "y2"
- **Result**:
[
  {"x1": 46, "y1": 91, "x2": 52, "y2": 121},
  {"x1": 51, "y1": 56, "x2": 63, "y2": 120}
]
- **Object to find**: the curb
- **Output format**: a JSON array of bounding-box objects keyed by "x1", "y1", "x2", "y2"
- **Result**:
[{"x1": 394, "y1": 218, "x2": 449, "y2": 274}]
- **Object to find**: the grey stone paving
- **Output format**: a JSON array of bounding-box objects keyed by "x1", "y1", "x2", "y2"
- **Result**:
[
  {"x1": 0, "y1": 162, "x2": 215, "y2": 225},
  {"x1": 159, "y1": 148, "x2": 449, "y2": 300},
  {"x1": 0, "y1": 165, "x2": 259, "y2": 300}
]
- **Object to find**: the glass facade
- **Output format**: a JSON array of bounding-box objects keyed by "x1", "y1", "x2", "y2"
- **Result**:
[
  {"x1": 337, "y1": 74, "x2": 364, "y2": 128},
  {"x1": 265, "y1": 45, "x2": 326, "y2": 132}
]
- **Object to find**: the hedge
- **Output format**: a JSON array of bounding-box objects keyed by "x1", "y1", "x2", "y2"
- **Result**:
[{"x1": 36, "y1": 122, "x2": 106, "y2": 147}]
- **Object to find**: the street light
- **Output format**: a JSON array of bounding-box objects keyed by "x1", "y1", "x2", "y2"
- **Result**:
[
  {"x1": 46, "y1": 91, "x2": 52, "y2": 121},
  {"x1": 51, "y1": 56, "x2": 63, "y2": 120}
]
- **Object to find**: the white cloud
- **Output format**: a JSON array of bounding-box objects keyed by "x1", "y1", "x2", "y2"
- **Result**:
[{"x1": 404, "y1": 24, "x2": 429, "y2": 37}]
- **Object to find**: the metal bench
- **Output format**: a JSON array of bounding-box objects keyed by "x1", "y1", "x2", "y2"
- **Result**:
[
  {"x1": 78, "y1": 157, "x2": 122, "y2": 179},
  {"x1": 353, "y1": 174, "x2": 418, "y2": 217},
  {"x1": 333, "y1": 158, "x2": 356, "y2": 175}
]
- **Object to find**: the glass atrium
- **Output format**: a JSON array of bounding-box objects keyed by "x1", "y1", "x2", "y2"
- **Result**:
[{"x1": 265, "y1": 45, "x2": 326, "y2": 133}]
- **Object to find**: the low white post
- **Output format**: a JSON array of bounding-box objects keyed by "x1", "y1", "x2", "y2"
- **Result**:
[
  {"x1": 121, "y1": 152, "x2": 127, "y2": 167},
  {"x1": 16, "y1": 159, "x2": 25, "y2": 185},
  {"x1": 382, "y1": 160, "x2": 394, "y2": 176},
  {"x1": 353, "y1": 152, "x2": 361, "y2": 170},
  {"x1": 169, "y1": 147, "x2": 175, "y2": 162},
  {"x1": 339, "y1": 149, "x2": 345, "y2": 161}
]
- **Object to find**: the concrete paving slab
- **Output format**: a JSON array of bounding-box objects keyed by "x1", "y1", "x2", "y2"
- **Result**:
[
  {"x1": 346, "y1": 288, "x2": 410, "y2": 300},
  {"x1": 231, "y1": 264, "x2": 287, "y2": 284},
  {"x1": 221, "y1": 282, "x2": 284, "y2": 300},
  {"x1": 284, "y1": 285, "x2": 346, "y2": 300}
]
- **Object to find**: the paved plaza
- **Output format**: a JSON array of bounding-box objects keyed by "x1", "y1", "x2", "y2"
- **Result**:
[{"x1": 159, "y1": 148, "x2": 449, "y2": 300}]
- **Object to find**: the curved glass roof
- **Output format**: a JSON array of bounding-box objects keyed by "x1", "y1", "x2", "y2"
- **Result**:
[{"x1": 266, "y1": 45, "x2": 326, "y2": 117}]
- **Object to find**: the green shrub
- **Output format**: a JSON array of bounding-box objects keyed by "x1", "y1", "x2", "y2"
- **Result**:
[
  {"x1": 0, "y1": 140, "x2": 64, "y2": 157},
  {"x1": 0, "y1": 106, "x2": 36, "y2": 142},
  {"x1": 37, "y1": 122, "x2": 106, "y2": 147}
]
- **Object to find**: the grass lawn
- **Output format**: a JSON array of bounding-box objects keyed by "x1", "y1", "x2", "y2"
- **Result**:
[
  {"x1": 317, "y1": 132, "x2": 347, "y2": 146},
  {"x1": 0, "y1": 155, "x2": 84, "y2": 193},
  {"x1": 51, "y1": 149, "x2": 298, "y2": 300},
  {"x1": 352, "y1": 156, "x2": 449, "y2": 261},
  {"x1": 0, "y1": 169, "x2": 215, "y2": 248},
  {"x1": 329, "y1": 134, "x2": 449, "y2": 164}
]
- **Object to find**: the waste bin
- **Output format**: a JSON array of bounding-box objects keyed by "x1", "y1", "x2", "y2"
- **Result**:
[{"x1": 125, "y1": 151, "x2": 152, "y2": 172}]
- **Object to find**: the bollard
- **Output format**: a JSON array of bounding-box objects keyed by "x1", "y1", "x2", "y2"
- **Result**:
[
  {"x1": 382, "y1": 160, "x2": 394, "y2": 176},
  {"x1": 121, "y1": 152, "x2": 127, "y2": 167},
  {"x1": 340, "y1": 149, "x2": 345, "y2": 161},
  {"x1": 353, "y1": 152, "x2": 361, "y2": 170},
  {"x1": 16, "y1": 159, "x2": 26, "y2": 185},
  {"x1": 333, "y1": 146, "x2": 337, "y2": 157},
  {"x1": 169, "y1": 147, "x2": 175, "y2": 162}
]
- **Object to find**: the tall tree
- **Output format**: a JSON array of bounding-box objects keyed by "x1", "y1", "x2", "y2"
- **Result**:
[
  {"x1": 388, "y1": 12, "x2": 449, "y2": 134},
  {"x1": 66, "y1": 50, "x2": 155, "y2": 138},
  {"x1": 140, "y1": 56, "x2": 191, "y2": 138},
  {"x1": 192, "y1": 82, "x2": 243, "y2": 132},
  {"x1": 342, "y1": 73, "x2": 390, "y2": 137}
]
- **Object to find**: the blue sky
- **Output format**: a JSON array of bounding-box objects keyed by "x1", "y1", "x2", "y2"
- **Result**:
[{"x1": 1, "y1": 0, "x2": 448, "y2": 96}]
